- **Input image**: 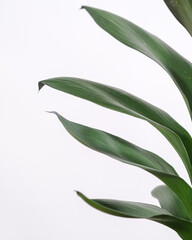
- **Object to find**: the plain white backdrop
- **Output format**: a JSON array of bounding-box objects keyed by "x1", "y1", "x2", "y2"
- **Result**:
[{"x1": 0, "y1": 0, "x2": 192, "y2": 239}]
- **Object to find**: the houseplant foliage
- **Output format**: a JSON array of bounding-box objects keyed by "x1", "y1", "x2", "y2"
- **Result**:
[{"x1": 39, "y1": 2, "x2": 192, "y2": 239}]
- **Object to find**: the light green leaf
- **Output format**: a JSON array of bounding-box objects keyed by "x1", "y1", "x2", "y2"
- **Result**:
[
  {"x1": 51, "y1": 112, "x2": 192, "y2": 220},
  {"x1": 39, "y1": 78, "x2": 192, "y2": 183},
  {"x1": 164, "y1": 0, "x2": 192, "y2": 36},
  {"x1": 152, "y1": 185, "x2": 190, "y2": 220},
  {"x1": 77, "y1": 191, "x2": 192, "y2": 240},
  {"x1": 81, "y1": 6, "x2": 192, "y2": 121}
]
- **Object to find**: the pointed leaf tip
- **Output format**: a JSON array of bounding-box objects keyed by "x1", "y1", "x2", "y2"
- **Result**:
[
  {"x1": 45, "y1": 111, "x2": 57, "y2": 115},
  {"x1": 38, "y1": 81, "x2": 45, "y2": 91},
  {"x1": 74, "y1": 190, "x2": 81, "y2": 197},
  {"x1": 76, "y1": 191, "x2": 82, "y2": 197},
  {"x1": 81, "y1": 5, "x2": 88, "y2": 10}
]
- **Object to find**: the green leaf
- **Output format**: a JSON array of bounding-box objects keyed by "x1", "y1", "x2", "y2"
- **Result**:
[
  {"x1": 39, "y1": 78, "x2": 192, "y2": 183},
  {"x1": 51, "y1": 112, "x2": 192, "y2": 220},
  {"x1": 164, "y1": 0, "x2": 192, "y2": 36},
  {"x1": 152, "y1": 185, "x2": 190, "y2": 220},
  {"x1": 77, "y1": 191, "x2": 192, "y2": 240},
  {"x1": 81, "y1": 6, "x2": 192, "y2": 121}
]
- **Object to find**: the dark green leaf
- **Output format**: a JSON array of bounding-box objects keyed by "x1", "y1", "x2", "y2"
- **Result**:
[
  {"x1": 164, "y1": 0, "x2": 192, "y2": 36},
  {"x1": 77, "y1": 191, "x2": 192, "y2": 240},
  {"x1": 39, "y1": 77, "x2": 192, "y2": 183},
  {"x1": 152, "y1": 185, "x2": 190, "y2": 220},
  {"x1": 81, "y1": 6, "x2": 192, "y2": 121},
  {"x1": 52, "y1": 112, "x2": 192, "y2": 220}
]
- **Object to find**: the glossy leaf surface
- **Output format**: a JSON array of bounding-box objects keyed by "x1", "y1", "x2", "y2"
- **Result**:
[
  {"x1": 77, "y1": 192, "x2": 192, "y2": 240},
  {"x1": 39, "y1": 78, "x2": 192, "y2": 183},
  {"x1": 51, "y1": 112, "x2": 192, "y2": 219},
  {"x1": 81, "y1": 6, "x2": 192, "y2": 121},
  {"x1": 152, "y1": 185, "x2": 190, "y2": 220},
  {"x1": 164, "y1": 0, "x2": 192, "y2": 36}
]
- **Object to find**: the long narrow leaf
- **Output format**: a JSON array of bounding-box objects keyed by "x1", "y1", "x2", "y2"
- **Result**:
[
  {"x1": 51, "y1": 112, "x2": 192, "y2": 219},
  {"x1": 152, "y1": 185, "x2": 190, "y2": 220},
  {"x1": 164, "y1": 0, "x2": 192, "y2": 36},
  {"x1": 81, "y1": 6, "x2": 192, "y2": 121},
  {"x1": 77, "y1": 192, "x2": 192, "y2": 240},
  {"x1": 39, "y1": 78, "x2": 192, "y2": 183}
]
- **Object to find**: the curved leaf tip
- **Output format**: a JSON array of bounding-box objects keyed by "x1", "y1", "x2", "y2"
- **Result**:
[
  {"x1": 81, "y1": 5, "x2": 86, "y2": 10},
  {"x1": 38, "y1": 81, "x2": 45, "y2": 91},
  {"x1": 76, "y1": 191, "x2": 83, "y2": 197}
]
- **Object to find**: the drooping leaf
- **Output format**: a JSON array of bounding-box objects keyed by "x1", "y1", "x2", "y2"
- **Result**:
[
  {"x1": 77, "y1": 191, "x2": 192, "y2": 240},
  {"x1": 39, "y1": 78, "x2": 192, "y2": 183},
  {"x1": 81, "y1": 6, "x2": 192, "y2": 121},
  {"x1": 164, "y1": 0, "x2": 192, "y2": 36},
  {"x1": 51, "y1": 112, "x2": 192, "y2": 219},
  {"x1": 152, "y1": 185, "x2": 190, "y2": 220}
]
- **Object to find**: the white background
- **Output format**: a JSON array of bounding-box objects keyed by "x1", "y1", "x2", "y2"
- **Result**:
[{"x1": 0, "y1": 0, "x2": 192, "y2": 239}]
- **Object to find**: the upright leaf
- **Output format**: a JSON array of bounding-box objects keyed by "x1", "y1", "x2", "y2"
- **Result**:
[
  {"x1": 39, "y1": 78, "x2": 192, "y2": 183},
  {"x1": 152, "y1": 185, "x2": 190, "y2": 220},
  {"x1": 77, "y1": 192, "x2": 192, "y2": 240},
  {"x1": 81, "y1": 6, "x2": 192, "y2": 121},
  {"x1": 164, "y1": 0, "x2": 192, "y2": 36},
  {"x1": 51, "y1": 112, "x2": 192, "y2": 219}
]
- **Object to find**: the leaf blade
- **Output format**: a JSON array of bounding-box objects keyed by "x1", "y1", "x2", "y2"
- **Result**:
[
  {"x1": 77, "y1": 191, "x2": 192, "y2": 240},
  {"x1": 39, "y1": 77, "x2": 192, "y2": 183},
  {"x1": 81, "y1": 6, "x2": 192, "y2": 120},
  {"x1": 164, "y1": 0, "x2": 192, "y2": 36},
  {"x1": 52, "y1": 112, "x2": 192, "y2": 219},
  {"x1": 152, "y1": 185, "x2": 190, "y2": 220}
]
